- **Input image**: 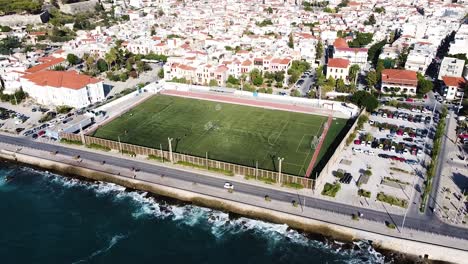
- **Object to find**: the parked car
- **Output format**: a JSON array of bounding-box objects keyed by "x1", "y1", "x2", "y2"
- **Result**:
[{"x1": 352, "y1": 148, "x2": 363, "y2": 153}]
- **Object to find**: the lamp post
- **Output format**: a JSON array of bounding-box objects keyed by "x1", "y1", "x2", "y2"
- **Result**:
[
  {"x1": 278, "y1": 157, "x2": 284, "y2": 184},
  {"x1": 168, "y1": 137, "x2": 174, "y2": 163}
]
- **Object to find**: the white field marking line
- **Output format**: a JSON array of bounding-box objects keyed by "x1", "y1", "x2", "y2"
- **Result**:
[
  {"x1": 98, "y1": 103, "x2": 173, "y2": 138},
  {"x1": 259, "y1": 120, "x2": 289, "y2": 165},
  {"x1": 298, "y1": 120, "x2": 325, "y2": 174},
  {"x1": 182, "y1": 110, "x2": 225, "y2": 154},
  {"x1": 295, "y1": 133, "x2": 315, "y2": 154}
]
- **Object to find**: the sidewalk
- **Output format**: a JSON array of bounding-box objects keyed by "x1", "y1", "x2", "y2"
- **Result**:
[{"x1": 2, "y1": 141, "x2": 468, "y2": 254}]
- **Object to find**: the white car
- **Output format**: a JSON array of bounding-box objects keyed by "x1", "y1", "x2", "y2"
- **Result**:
[
  {"x1": 352, "y1": 148, "x2": 363, "y2": 153},
  {"x1": 224, "y1": 182, "x2": 234, "y2": 190}
]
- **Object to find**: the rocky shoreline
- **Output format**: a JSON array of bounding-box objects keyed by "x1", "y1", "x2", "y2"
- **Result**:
[{"x1": 0, "y1": 156, "x2": 453, "y2": 264}]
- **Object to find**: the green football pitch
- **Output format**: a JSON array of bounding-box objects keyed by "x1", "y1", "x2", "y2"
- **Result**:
[{"x1": 92, "y1": 95, "x2": 347, "y2": 176}]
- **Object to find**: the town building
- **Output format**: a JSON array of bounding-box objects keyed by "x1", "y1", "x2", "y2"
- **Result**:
[
  {"x1": 441, "y1": 76, "x2": 466, "y2": 101},
  {"x1": 331, "y1": 38, "x2": 368, "y2": 68},
  {"x1": 381, "y1": 69, "x2": 418, "y2": 96},
  {"x1": 438, "y1": 57, "x2": 465, "y2": 80},
  {"x1": 20, "y1": 70, "x2": 105, "y2": 108},
  {"x1": 326, "y1": 58, "x2": 350, "y2": 81}
]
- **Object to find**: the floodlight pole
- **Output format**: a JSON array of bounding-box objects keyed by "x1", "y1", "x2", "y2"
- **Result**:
[
  {"x1": 79, "y1": 124, "x2": 86, "y2": 145},
  {"x1": 401, "y1": 169, "x2": 417, "y2": 236},
  {"x1": 118, "y1": 136, "x2": 122, "y2": 155},
  {"x1": 168, "y1": 137, "x2": 174, "y2": 163},
  {"x1": 278, "y1": 157, "x2": 284, "y2": 184},
  {"x1": 160, "y1": 143, "x2": 164, "y2": 162},
  {"x1": 255, "y1": 160, "x2": 258, "y2": 181}
]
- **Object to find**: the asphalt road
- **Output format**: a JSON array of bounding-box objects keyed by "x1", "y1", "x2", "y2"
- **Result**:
[{"x1": 1, "y1": 134, "x2": 468, "y2": 241}]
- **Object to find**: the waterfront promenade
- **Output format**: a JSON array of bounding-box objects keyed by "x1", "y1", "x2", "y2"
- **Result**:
[{"x1": 0, "y1": 133, "x2": 467, "y2": 262}]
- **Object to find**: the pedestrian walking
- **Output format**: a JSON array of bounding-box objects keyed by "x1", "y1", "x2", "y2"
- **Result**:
[{"x1": 133, "y1": 174, "x2": 136, "y2": 179}]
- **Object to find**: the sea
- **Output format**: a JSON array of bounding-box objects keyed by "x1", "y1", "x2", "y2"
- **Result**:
[{"x1": 0, "y1": 161, "x2": 394, "y2": 264}]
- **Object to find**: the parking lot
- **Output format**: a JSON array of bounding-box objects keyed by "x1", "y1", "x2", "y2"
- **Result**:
[
  {"x1": 320, "y1": 105, "x2": 436, "y2": 214},
  {"x1": 0, "y1": 101, "x2": 45, "y2": 135}
]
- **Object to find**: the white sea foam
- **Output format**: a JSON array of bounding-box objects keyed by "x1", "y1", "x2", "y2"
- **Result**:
[
  {"x1": 72, "y1": 234, "x2": 127, "y2": 264},
  {"x1": 39, "y1": 171, "x2": 385, "y2": 263}
]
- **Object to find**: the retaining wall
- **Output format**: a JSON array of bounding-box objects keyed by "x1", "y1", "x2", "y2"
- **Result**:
[
  {"x1": 315, "y1": 110, "x2": 365, "y2": 190},
  {"x1": 162, "y1": 82, "x2": 358, "y2": 117}
]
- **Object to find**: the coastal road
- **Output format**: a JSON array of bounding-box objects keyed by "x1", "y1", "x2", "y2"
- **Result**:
[{"x1": 1, "y1": 134, "x2": 468, "y2": 242}]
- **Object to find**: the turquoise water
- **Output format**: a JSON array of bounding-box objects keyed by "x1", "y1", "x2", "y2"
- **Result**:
[{"x1": 0, "y1": 162, "x2": 387, "y2": 263}]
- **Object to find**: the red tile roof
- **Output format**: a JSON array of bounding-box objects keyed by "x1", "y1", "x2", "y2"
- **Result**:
[
  {"x1": 381, "y1": 69, "x2": 417, "y2": 86},
  {"x1": 328, "y1": 58, "x2": 350, "y2": 68},
  {"x1": 26, "y1": 57, "x2": 65, "y2": 73},
  {"x1": 442, "y1": 76, "x2": 466, "y2": 88},
  {"x1": 333, "y1": 38, "x2": 349, "y2": 48},
  {"x1": 23, "y1": 70, "x2": 101, "y2": 90}
]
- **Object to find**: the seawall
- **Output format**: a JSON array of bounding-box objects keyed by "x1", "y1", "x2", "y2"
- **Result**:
[{"x1": 1, "y1": 149, "x2": 466, "y2": 263}]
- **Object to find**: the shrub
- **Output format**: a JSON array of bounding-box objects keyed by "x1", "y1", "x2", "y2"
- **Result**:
[
  {"x1": 358, "y1": 189, "x2": 371, "y2": 198},
  {"x1": 86, "y1": 143, "x2": 111, "y2": 152},
  {"x1": 60, "y1": 138, "x2": 83, "y2": 145},
  {"x1": 377, "y1": 192, "x2": 408, "y2": 208},
  {"x1": 321, "y1": 182, "x2": 341, "y2": 197},
  {"x1": 282, "y1": 182, "x2": 304, "y2": 189},
  {"x1": 148, "y1": 154, "x2": 168, "y2": 162}
]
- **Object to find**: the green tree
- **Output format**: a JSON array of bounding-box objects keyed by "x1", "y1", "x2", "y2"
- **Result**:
[
  {"x1": 336, "y1": 78, "x2": 346, "y2": 92},
  {"x1": 315, "y1": 41, "x2": 323, "y2": 61},
  {"x1": 249, "y1": 69, "x2": 263, "y2": 86},
  {"x1": 316, "y1": 66, "x2": 326, "y2": 87},
  {"x1": 376, "y1": 60, "x2": 384, "y2": 77},
  {"x1": 227, "y1": 75, "x2": 240, "y2": 85},
  {"x1": 397, "y1": 47, "x2": 409, "y2": 68},
  {"x1": 267, "y1": 7, "x2": 273, "y2": 14},
  {"x1": 349, "y1": 64, "x2": 360, "y2": 83},
  {"x1": 0, "y1": 36, "x2": 22, "y2": 55},
  {"x1": 158, "y1": 68, "x2": 164, "y2": 79},
  {"x1": 288, "y1": 33, "x2": 294, "y2": 49},
  {"x1": 290, "y1": 89, "x2": 301, "y2": 97},
  {"x1": 374, "y1": 7, "x2": 385, "y2": 13},
  {"x1": 417, "y1": 73, "x2": 433, "y2": 95},
  {"x1": 348, "y1": 32, "x2": 374, "y2": 48},
  {"x1": 274, "y1": 71, "x2": 285, "y2": 83},
  {"x1": 66, "y1": 53, "x2": 80, "y2": 65},
  {"x1": 350, "y1": 91, "x2": 379, "y2": 112},
  {"x1": 96, "y1": 59, "x2": 108, "y2": 72},
  {"x1": 367, "y1": 39, "x2": 387, "y2": 67},
  {"x1": 325, "y1": 76, "x2": 336, "y2": 88},
  {"x1": 366, "y1": 70, "x2": 378, "y2": 88},
  {"x1": 364, "y1": 14, "x2": 376, "y2": 25},
  {"x1": 209, "y1": 79, "x2": 218, "y2": 86}
]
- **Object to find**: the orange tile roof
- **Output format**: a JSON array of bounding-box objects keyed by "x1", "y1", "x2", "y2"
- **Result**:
[
  {"x1": 333, "y1": 38, "x2": 349, "y2": 48},
  {"x1": 328, "y1": 58, "x2": 350, "y2": 68},
  {"x1": 23, "y1": 70, "x2": 101, "y2": 90},
  {"x1": 442, "y1": 76, "x2": 466, "y2": 88},
  {"x1": 26, "y1": 57, "x2": 65, "y2": 73},
  {"x1": 241, "y1": 60, "x2": 252, "y2": 66},
  {"x1": 381, "y1": 69, "x2": 417, "y2": 86}
]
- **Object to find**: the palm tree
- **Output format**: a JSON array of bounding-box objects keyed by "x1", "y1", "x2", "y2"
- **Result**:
[{"x1": 104, "y1": 51, "x2": 116, "y2": 72}]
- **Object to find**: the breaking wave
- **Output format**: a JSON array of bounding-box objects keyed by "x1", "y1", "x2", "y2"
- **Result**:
[{"x1": 28, "y1": 168, "x2": 386, "y2": 263}]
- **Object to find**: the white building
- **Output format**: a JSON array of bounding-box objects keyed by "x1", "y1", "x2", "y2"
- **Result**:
[
  {"x1": 20, "y1": 70, "x2": 105, "y2": 108},
  {"x1": 326, "y1": 58, "x2": 350, "y2": 81},
  {"x1": 438, "y1": 57, "x2": 465, "y2": 80},
  {"x1": 441, "y1": 76, "x2": 466, "y2": 101},
  {"x1": 332, "y1": 38, "x2": 368, "y2": 68},
  {"x1": 404, "y1": 43, "x2": 437, "y2": 73},
  {"x1": 449, "y1": 24, "x2": 468, "y2": 57},
  {"x1": 381, "y1": 69, "x2": 418, "y2": 96}
]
